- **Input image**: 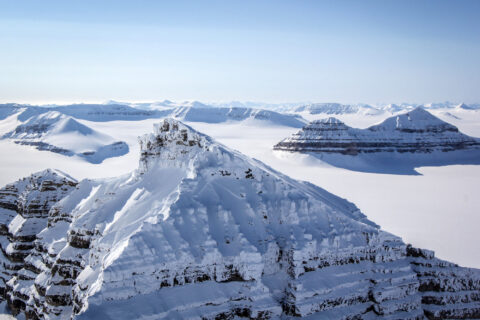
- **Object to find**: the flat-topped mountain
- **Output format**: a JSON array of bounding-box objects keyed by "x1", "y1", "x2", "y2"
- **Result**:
[
  {"x1": 274, "y1": 107, "x2": 480, "y2": 155},
  {"x1": 0, "y1": 119, "x2": 479, "y2": 319},
  {"x1": 2, "y1": 111, "x2": 129, "y2": 163}
]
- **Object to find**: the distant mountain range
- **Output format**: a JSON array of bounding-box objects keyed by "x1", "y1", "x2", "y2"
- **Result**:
[
  {"x1": 2, "y1": 111, "x2": 129, "y2": 163},
  {"x1": 2, "y1": 100, "x2": 478, "y2": 120},
  {"x1": 0, "y1": 103, "x2": 307, "y2": 127}
]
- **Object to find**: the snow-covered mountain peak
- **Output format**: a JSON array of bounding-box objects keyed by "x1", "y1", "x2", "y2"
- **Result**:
[
  {"x1": 302, "y1": 117, "x2": 349, "y2": 132},
  {"x1": 136, "y1": 119, "x2": 271, "y2": 182},
  {"x1": 313, "y1": 117, "x2": 344, "y2": 124},
  {"x1": 28, "y1": 168, "x2": 77, "y2": 183},
  {"x1": 3, "y1": 112, "x2": 129, "y2": 164},
  {"x1": 138, "y1": 118, "x2": 211, "y2": 173},
  {"x1": 369, "y1": 107, "x2": 458, "y2": 133},
  {"x1": 4, "y1": 111, "x2": 96, "y2": 140},
  {"x1": 50, "y1": 117, "x2": 95, "y2": 136}
]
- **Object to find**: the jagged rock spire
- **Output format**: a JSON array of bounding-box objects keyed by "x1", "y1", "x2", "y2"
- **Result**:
[{"x1": 138, "y1": 118, "x2": 209, "y2": 173}]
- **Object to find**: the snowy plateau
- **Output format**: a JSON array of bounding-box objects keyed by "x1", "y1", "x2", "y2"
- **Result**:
[{"x1": 0, "y1": 102, "x2": 479, "y2": 319}]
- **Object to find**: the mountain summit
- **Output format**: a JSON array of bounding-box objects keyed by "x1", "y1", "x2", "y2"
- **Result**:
[{"x1": 0, "y1": 119, "x2": 479, "y2": 319}]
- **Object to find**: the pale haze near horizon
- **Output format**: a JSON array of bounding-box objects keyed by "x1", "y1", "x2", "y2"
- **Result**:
[{"x1": 0, "y1": 0, "x2": 479, "y2": 105}]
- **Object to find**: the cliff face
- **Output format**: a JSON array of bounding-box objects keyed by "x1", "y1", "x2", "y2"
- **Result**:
[
  {"x1": 274, "y1": 108, "x2": 480, "y2": 155},
  {"x1": 0, "y1": 119, "x2": 479, "y2": 319},
  {"x1": 0, "y1": 169, "x2": 77, "y2": 317}
]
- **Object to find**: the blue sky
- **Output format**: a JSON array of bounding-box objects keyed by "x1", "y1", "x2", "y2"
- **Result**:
[{"x1": 0, "y1": 0, "x2": 479, "y2": 104}]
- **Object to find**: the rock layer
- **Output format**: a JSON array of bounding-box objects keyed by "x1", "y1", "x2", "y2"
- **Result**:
[
  {"x1": 274, "y1": 108, "x2": 480, "y2": 155},
  {"x1": 0, "y1": 169, "x2": 77, "y2": 316},
  {"x1": 0, "y1": 119, "x2": 479, "y2": 319}
]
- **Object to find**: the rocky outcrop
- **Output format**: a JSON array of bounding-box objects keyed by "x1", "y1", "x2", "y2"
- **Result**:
[
  {"x1": 274, "y1": 108, "x2": 480, "y2": 155},
  {"x1": 0, "y1": 169, "x2": 77, "y2": 317},
  {"x1": 0, "y1": 119, "x2": 479, "y2": 319}
]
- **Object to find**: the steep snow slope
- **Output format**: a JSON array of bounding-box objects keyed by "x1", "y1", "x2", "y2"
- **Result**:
[
  {"x1": 3, "y1": 112, "x2": 129, "y2": 164},
  {"x1": 0, "y1": 119, "x2": 479, "y2": 319}
]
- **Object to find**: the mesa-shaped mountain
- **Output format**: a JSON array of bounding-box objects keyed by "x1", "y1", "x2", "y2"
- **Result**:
[
  {"x1": 274, "y1": 107, "x2": 480, "y2": 155},
  {"x1": 2, "y1": 111, "x2": 129, "y2": 164},
  {"x1": 0, "y1": 119, "x2": 479, "y2": 319}
]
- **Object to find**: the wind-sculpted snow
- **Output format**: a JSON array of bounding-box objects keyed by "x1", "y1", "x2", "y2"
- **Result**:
[
  {"x1": 2, "y1": 111, "x2": 129, "y2": 164},
  {"x1": 0, "y1": 119, "x2": 479, "y2": 319},
  {"x1": 274, "y1": 108, "x2": 480, "y2": 174}
]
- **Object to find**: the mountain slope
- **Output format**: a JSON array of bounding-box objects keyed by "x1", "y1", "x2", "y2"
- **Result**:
[
  {"x1": 3, "y1": 111, "x2": 129, "y2": 164},
  {"x1": 0, "y1": 119, "x2": 479, "y2": 319}
]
